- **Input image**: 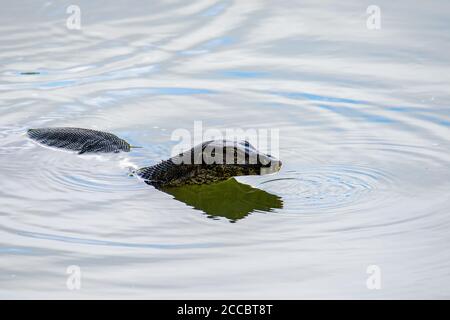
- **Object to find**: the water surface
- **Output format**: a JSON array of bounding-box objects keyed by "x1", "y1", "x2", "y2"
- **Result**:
[{"x1": 1, "y1": 0, "x2": 450, "y2": 299}]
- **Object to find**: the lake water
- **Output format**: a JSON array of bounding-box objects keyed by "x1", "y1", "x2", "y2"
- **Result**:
[{"x1": 1, "y1": 0, "x2": 449, "y2": 299}]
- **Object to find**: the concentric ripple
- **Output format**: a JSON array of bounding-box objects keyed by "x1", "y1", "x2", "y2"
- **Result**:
[
  {"x1": 257, "y1": 165, "x2": 394, "y2": 214},
  {"x1": 44, "y1": 157, "x2": 147, "y2": 193}
]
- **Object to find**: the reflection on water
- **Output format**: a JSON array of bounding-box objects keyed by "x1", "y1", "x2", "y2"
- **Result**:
[{"x1": 161, "y1": 178, "x2": 283, "y2": 221}]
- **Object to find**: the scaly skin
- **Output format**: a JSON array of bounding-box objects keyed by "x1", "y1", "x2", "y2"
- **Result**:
[
  {"x1": 137, "y1": 140, "x2": 281, "y2": 188},
  {"x1": 27, "y1": 128, "x2": 282, "y2": 188}
]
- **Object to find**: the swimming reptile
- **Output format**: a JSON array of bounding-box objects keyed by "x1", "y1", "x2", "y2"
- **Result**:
[{"x1": 27, "y1": 127, "x2": 282, "y2": 188}]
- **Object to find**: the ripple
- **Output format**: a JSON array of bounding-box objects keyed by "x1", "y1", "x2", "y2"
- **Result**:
[
  {"x1": 49, "y1": 170, "x2": 144, "y2": 193},
  {"x1": 40, "y1": 155, "x2": 146, "y2": 193},
  {"x1": 1, "y1": 226, "x2": 220, "y2": 250},
  {"x1": 257, "y1": 165, "x2": 394, "y2": 214}
]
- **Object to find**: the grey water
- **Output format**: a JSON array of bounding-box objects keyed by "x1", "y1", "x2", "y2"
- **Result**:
[{"x1": 1, "y1": 0, "x2": 450, "y2": 299}]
